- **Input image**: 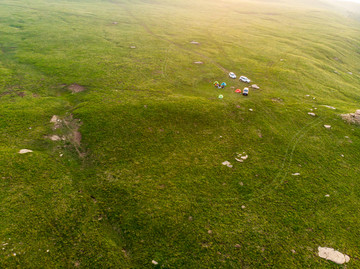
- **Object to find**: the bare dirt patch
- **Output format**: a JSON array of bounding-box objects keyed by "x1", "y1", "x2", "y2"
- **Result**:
[
  {"x1": 0, "y1": 91, "x2": 11, "y2": 97},
  {"x1": 341, "y1": 110, "x2": 360, "y2": 125},
  {"x1": 0, "y1": 90, "x2": 25, "y2": 98},
  {"x1": 49, "y1": 114, "x2": 85, "y2": 157},
  {"x1": 63, "y1": 114, "x2": 83, "y2": 154},
  {"x1": 68, "y1": 83, "x2": 85, "y2": 93}
]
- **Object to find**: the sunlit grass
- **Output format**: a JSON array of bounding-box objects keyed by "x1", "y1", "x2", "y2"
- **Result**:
[{"x1": 0, "y1": 0, "x2": 360, "y2": 267}]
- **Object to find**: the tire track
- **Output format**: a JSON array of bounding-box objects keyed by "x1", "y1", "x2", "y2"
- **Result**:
[
  {"x1": 247, "y1": 117, "x2": 322, "y2": 202},
  {"x1": 110, "y1": 0, "x2": 229, "y2": 73}
]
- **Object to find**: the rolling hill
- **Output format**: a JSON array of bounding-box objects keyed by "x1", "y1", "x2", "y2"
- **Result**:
[{"x1": 0, "y1": 0, "x2": 360, "y2": 267}]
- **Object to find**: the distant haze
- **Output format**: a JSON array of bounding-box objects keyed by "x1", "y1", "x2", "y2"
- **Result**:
[{"x1": 336, "y1": 0, "x2": 360, "y2": 3}]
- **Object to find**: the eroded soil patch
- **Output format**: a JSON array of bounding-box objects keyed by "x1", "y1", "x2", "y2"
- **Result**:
[
  {"x1": 68, "y1": 83, "x2": 85, "y2": 93},
  {"x1": 341, "y1": 110, "x2": 360, "y2": 125},
  {"x1": 49, "y1": 114, "x2": 85, "y2": 157},
  {"x1": 0, "y1": 90, "x2": 26, "y2": 98}
]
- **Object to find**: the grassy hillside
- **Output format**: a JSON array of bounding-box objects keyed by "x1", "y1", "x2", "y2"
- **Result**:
[{"x1": 1, "y1": 0, "x2": 360, "y2": 267}]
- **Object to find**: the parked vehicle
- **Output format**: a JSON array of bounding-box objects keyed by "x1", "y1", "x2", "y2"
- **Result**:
[
  {"x1": 240, "y1": 76, "x2": 251, "y2": 83},
  {"x1": 243, "y1": 87, "x2": 249, "y2": 96},
  {"x1": 229, "y1": 72, "x2": 236, "y2": 79}
]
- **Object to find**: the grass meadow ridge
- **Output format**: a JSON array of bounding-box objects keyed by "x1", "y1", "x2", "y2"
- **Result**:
[{"x1": 0, "y1": 0, "x2": 360, "y2": 267}]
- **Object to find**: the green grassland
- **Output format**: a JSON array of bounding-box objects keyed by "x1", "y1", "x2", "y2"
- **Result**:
[{"x1": 1, "y1": 0, "x2": 360, "y2": 267}]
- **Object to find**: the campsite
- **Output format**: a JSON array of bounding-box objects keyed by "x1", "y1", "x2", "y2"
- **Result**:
[{"x1": 0, "y1": 0, "x2": 360, "y2": 268}]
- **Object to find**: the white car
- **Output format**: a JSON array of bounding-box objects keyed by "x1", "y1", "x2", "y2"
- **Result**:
[
  {"x1": 243, "y1": 87, "x2": 249, "y2": 96},
  {"x1": 229, "y1": 72, "x2": 236, "y2": 79},
  {"x1": 240, "y1": 76, "x2": 251, "y2": 83}
]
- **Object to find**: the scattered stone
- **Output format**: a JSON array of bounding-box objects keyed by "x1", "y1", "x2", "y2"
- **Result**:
[
  {"x1": 239, "y1": 182, "x2": 244, "y2": 186},
  {"x1": 60, "y1": 154, "x2": 63, "y2": 157},
  {"x1": 50, "y1": 115, "x2": 59, "y2": 123},
  {"x1": 188, "y1": 216, "x2": 193, "y2": 221},
  {"x1": 235, "y1": 244, "x2": 241, "y2": 248},
  {"x1": 313, "y1": 97, "x2": 316, "y2": 100},
  {"x1": 348, "y1": 72, "x2": 353, "y2": 75},
  {"x1": 249, "y1": 108, "x2": 253, "y2": 112},
  {"x1": 340, "y1": 154, "x2": 344, "y2": 157},
  {"x1": 130, "y1": 46, "x2": 136, "y2": 49},
  {"x1": 324, "y1": 125, "x2": 331, "y2": 129},
  {"x1": 50, "y1": 135, "x2": 61, "y2": 141},
  {"x1": 325, "y1": 194, "x2": 330, "y2": 197},
  {"x1": 280, "y1": 59, "x2": 284, "y2": 61},
  {"x1": 112, "y1": 21, "x2": 118, "y2": 25},
  {"x1": 208, "y1": 230, "x2": 212, "y2": 234},
  {"x1": 190, "y1": 41, "x2": 200, "y2": 45},
  {"x1": 318, "y1": 247, "x2": 350, "y2": 264},
  {"x1": 236, "y1": 152, "x2": 248, "y2": 163},
  {"x1": 251, "y1": 84, "x2": 260, "y2": 89},
  {"x1": 306, "y1": 95, "x2": 310, "y2": 97},
  {"x1": 222, "y1": 161, "x2": 233, "y2": 168},
  {"x1": 194, "y1": 61, "x2": 203, "y2": 64},
  {"x1": 322, "y1": 105, "x2": 336, "y2": 110},
  {"x1": 291, "y1": 249, "x2": 296, "y2": 254},
  {"x1": 152, "y1": 260, "x2": 158, "y2": 265},
  {"x1": 292, "y1": 173, "x2": 300, "y2": 176},
  {"x1": 19, "y1": 149, "x2": 33, "y2": 154},
  {"x1": 241, "y1": 205, "x2": 246, "y2": 209},
  {"x1": 272, "y1": 97, "x2": 283, "y2": 103},
  {"x1": 334, "y1": 70, "x2": 339, "y2": 74},
  {"x1": 308, "y1": 112, "x2": 316, "y2": 117}
]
